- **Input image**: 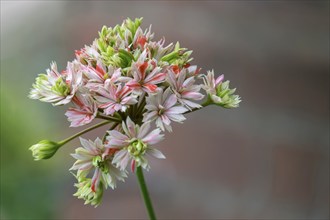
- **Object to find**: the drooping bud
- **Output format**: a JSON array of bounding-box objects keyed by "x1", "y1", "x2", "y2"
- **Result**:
[{"x1": 29, "y1": 140, "x2": 63, "y2": 160}]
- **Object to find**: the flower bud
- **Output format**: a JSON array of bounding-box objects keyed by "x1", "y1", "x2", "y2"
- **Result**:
[
  {"x1": 29, "y1": 140, "x2": 62, "y2": 160},
  {"x1": 73, "y1": 178, "x2": 103, "y2": 207},
  {"x1": 214, "y1": 81, "x2": 241, "y2": 108}
]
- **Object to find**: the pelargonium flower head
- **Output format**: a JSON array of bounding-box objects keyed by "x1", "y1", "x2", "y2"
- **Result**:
[
  {"x1": 29, "y1": 17, "x2": 241, "y2": 209},
  {"x1": 94, "y1": 80, "x2": 138, "y2": 115},
  {"x1": 70, "y1": 137, "x2": 127, "y2": 192},
  {"x1": 106, "y1": 117, "x2": 165, "y2": 171},
  {"x1": 166, "y1": 68, "x2": 204, "y2": 109},
  {"x1": 65, "y1": 93, "x2": 98, "y2": 127},
  {"x1": 143, "y1": 87, "x2": 188, "y2": 132}
]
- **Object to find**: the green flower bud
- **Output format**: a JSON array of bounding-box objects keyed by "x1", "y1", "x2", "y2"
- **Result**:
[
  {"x1": 214, "y1": 80, "x2": 241, "y2": 108},
  {"x1": 124, "y1": 17, "x2": 143, "y2": 39},
  {"x1": 73, "y1": 178, "x2": 103, "y2": 207},
  {"x1": 118, "y1": 49, "x2": 134, "y2": 67},
  {"x1": 29, "y1": 140, "x2": 62, "y2": 160}
]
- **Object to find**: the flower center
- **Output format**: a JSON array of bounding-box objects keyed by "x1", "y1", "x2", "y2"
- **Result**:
[
  {"x1": 128, "y1": 140, "x2": 147, "y2": 157},
  {"x1": 52, "y1": 77, "x2": 70, "y2": 96},
  {"x1": 158, "y1": 105, "x2": 165, "y2": 115},
  {"x1": 92, "y1": 156, "x2": 109, "y2": 173}
]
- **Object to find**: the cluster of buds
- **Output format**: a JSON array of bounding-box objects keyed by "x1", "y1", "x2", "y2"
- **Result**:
[{"x1": 29, "y1": 18, "x2": 241, "y2": 206}]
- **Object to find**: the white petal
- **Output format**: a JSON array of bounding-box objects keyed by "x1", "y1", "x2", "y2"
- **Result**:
[
  {"x1": 161, "y1": 114, "x2": 171, "y2": 125},
  {"x1": 143, "y1": 111, "x2": 158, "y2": 122},
  {"x1": 166, "y1": 106, "x2": 188, "y2": 114},
  {"x1": 138, "y1": 122, "x2": 151, "y2": 139},
  {"x1": 164, "y1": 94, "x2": 177, "y2": 109},
  {"x1": 108, "y1": 130, "x2": 128, "y2": 147},
  {"x1": 167, "y1": 113, "x2": 185, "y2": 122},
  {"x1": 124, "y1": 117, "x2": 136, "y2": 138},
  {"x1": 79, "y1": 137, "x2": 97, "y2": 153},
  {"x1": 182, "y1": 91, "x2": 204, "y2": 100},
  {"x1": 147, "y1": 148, "x2": 166, "y2": 159},
  {"x1": 181, "y1": 99, "x2": 202, "y2": 109},
  {"x1": 155, "y1": 117, "x2": 165, "y2": 131}
]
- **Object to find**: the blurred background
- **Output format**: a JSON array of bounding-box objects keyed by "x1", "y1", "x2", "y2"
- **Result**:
[{"x1": 1, "y1": 1, "x2": 329, "y2": 219}]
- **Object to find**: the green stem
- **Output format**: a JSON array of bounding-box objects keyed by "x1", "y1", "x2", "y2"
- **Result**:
[
  {"x1": 96, "y1": 112, "x2": 122, "y2": 123},
  {"x1": 136, "y1": 166, "x2": 156, "y2": 220},
  {"x1": 59, "y1": 120, "x2": 111, "y2": 145}
]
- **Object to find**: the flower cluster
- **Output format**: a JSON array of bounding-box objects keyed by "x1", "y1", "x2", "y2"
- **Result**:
[{"x1": 29, "y1": 18, "x2": 241, "y2": 206}]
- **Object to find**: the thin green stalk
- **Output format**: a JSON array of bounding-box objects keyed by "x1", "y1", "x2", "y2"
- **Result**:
[
  {"x1": 96, "y1": 112, "x2": 122, "y2": 123},
  {"x1": 59, "y1": 120, "x2": 111, "y2": 145},
  {"x1": 136, "y1": 166, "x2": 156, "y2": 220}
]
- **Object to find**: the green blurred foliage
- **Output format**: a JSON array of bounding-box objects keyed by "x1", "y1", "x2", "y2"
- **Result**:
[{"x1": 0, "y1": 72, "x2": 64, "y2": 219}]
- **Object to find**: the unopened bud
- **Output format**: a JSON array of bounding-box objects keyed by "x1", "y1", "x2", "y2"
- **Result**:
[{"x1": 29, "y1": 140, "x2": 62, "y2": 160}]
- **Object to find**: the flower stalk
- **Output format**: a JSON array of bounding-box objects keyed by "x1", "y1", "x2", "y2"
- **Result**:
[
  {"x1": 136, "y1": 166, "x2": 156, "y2": 220},
  {"x1": 60, "y1": 120, "x2": 112, "y2": 145}
]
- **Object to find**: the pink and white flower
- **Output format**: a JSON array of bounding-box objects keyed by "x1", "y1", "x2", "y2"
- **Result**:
[
  {"x1": 143, "y1": 88, "x2": 188, "y2": 132},
  {"x1": 83, "y1": 61, "x2": 128, "y2": 90},
  {"x1": 75, "y1": 40, "x2": 100, "y2": 62},
  {"x1": 132, "y1": 26, "x2": 154, "y2": 50},
  {"x1": 94, "y1": 80, "x2": 138, "y2": 115},
  {"x1": 201, "y1": 70, "x2": 224, "y2": 103},
  {"x1": 146, "y1": 38, "x2": 174, "y2": 61},
  {"x1": 127, "y1": 55, "x2": 166, "y2": 93},
  {"x1": 166, "y1": 68, "x2": 204, "y2": 109},
  {"x1": 70, "y1": 137, "x2": 127, "y2": 191},
  {"x1": 65, "y1": 94, "x2": 98, "y2": 127},
  {"x1": 29, "y1": 61, "x2": 82, "y2": 106},
  {"x1": 106, "y1": 117, "x2": 165, "y2": 171}
]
